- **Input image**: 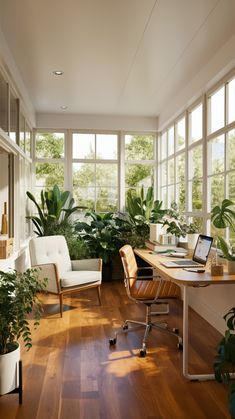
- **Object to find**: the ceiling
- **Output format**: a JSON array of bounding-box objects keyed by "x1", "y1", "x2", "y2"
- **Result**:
[{"x1": 0, "y1": 0, "x2": 235, "y2": 117}]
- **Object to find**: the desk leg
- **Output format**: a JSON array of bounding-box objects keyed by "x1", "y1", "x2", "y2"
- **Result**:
[{"x1": 182, "y1": 285, "x2": 215, "y2": 381}]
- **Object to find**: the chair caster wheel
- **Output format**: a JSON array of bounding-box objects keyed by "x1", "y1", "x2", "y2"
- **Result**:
[
  {"x1": 172, "y1": 328, "x2": 179, "y2": 334},
  {"x1": 109, "y1": 338, "x2": 116, "y2": 346},
  {"x1": 139, "y1": 348, "x2": 146, "y2": 357},
  {"x1": 177, "y1": 342, "x2": 183, "y2": 350},
  {"x1": 122, "y1": 324, "x2": 128, "y2": 330}
]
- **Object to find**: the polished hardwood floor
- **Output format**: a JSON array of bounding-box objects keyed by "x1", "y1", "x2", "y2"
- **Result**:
[{"x1": 0, "y1": 279, "x2": 230, "y2": 419}]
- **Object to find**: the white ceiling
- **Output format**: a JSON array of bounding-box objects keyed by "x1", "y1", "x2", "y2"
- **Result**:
[{"x1": 0, "y1": 0, "x2": 235, "y2": 117}]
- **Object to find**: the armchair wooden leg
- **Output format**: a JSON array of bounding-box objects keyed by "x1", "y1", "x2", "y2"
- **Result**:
[
  {"x1": 97, "y1": 286, "x2": 101, "y2": 305},
  {"x1": 59, "y1": 294, "x2": 63, "y2": 317}
]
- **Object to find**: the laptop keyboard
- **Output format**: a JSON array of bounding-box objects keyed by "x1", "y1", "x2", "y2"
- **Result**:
[{"x1": 173, "y1": 260, "x2": 201, "y2": 266}]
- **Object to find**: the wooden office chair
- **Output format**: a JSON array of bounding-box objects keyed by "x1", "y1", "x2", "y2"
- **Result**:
[
  {"x1": 29, "y1": 235, "x2": 102, "y2": 317},
  {"x1": 109, "y1": 244, "x2": 182, "y2": 356}
]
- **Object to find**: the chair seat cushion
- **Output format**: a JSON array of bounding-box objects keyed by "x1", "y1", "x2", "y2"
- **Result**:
[
  {"x1": 61, "y1": 270, "x2": 101, "y2": 288},
  {"x1": 131, "y1": 279, "x2": 180, "y2": 300}
]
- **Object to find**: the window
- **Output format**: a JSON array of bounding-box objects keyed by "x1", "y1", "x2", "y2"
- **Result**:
[
  {"x1": 208, "y1": 86, "x2": 225, "y2": 134},
  {"x1": 188, "y1": 145, "x2": 203, "y2": 211},
  {"x1": 189, "y1": 104, "x2": 202, "y2": 144},
  {"x1": 227, "y1": 77, "x2": 235, "y2": 125},
  {"x1": 34, "y1": 132, "x2": 65, "y2": 199},
  {"x1": 124, "y1": 134, "x2": 155, "y2": 200},
  {"x1": 72, "y1": 132, "x2": 118, "y2": 212}
]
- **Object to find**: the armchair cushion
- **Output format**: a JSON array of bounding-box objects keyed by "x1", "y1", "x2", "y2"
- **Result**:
[
  {"x1": 61, "y1": 270, "x2": 102, "y2": 288},
  {"x1": 71, "y1": 259, "x2": 101, "y2": 271}
]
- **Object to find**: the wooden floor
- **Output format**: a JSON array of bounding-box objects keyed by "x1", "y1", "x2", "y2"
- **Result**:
[{"x1": 0, "y1": 279, "x2": 230, "y2": 419}]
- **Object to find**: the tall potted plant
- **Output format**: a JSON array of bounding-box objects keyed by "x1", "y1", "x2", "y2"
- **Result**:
[
  {"x1": 0, "y1": 269, "x2": 47, "y2": 396},
  {"x1": 211, "y1": 199, "x2": 235, "y2": 275},
  {"x1": 214, "y1": 307, "x2": 235, "y2": 418}
]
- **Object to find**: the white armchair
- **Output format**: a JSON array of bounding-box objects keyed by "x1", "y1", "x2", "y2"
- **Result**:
[{"x1": 29, "y1": 235, "x2": 102, "y2": 317}]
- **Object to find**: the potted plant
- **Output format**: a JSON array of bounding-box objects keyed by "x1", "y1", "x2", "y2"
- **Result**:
[
  {"x1": 26, "y1": 184, "x2": 86, "y2": 237},
  {"x1": 0, "y1": 268, "x2": 47, "y2": 396},
  {"x1": 217, "y1": 237, "x2": 235, "y2": 274},
  {"x1": 186, "y1": 220, "x2": 200, "y2": 251},
  {"x1": 211, "y1": 199, "x2": 235, "y2": 275},
  {"x1": 214, "y1": 307, "x2": 235, "y2": 418}
]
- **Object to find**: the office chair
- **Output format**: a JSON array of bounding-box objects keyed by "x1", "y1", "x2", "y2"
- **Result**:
[
  {"x1": 29, "y1": 235, "x2": 102, "y2": 317},
  {"x1": 109, "y1": 245, "x2": 182, "y2": 357}
]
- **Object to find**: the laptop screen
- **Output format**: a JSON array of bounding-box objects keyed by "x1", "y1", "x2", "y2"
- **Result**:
[{"x1": 193, "y1": 235, "x2": 213, "y2": 265}]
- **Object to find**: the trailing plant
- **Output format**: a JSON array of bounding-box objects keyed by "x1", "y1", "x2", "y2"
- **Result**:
[
  {"x1": 0, "y1": 268, "x2": 48, "y2": 355},
  {"x1": 214, "y1": 307, "x2": 235, "y2": 418},
  {"x1": 26, "y1": 184, "x2": 85, "y2": 236}
]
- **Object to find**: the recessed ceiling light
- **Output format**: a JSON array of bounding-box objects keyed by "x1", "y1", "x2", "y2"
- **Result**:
[
  {"x1": 60, "y1": 105, "x2": 68, "y2": 110},
  {"x1": 52, "y1": 70, "x2": 64, "y2": 76}
]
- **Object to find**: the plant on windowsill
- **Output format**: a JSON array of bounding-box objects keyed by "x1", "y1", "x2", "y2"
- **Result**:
[
  {"x1": 211, "y1": 199, "x2": 235, "y2": 276},
  {"x1": 0, "y1": 268, "x2": 47, "y2": 396},
  {"x1": 214, "y1": 307, "x2": 235, "y2": 418},
  {"x1": 186, "y1": 220, "x2": 200, "y2": 252}
]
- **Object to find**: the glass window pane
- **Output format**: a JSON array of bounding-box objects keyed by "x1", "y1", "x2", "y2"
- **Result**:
[
  {"x1": 176, "y1": 153, "x2": 185, "y2": 182},
  {"x1": 176, "y1": 117, "x2": 185, "y2": 150},
  {"x1": 176, "y1": 182, "x2": 186, "y2": 212},
  {"x1": 72, "y1": 133, "x2": 95, "y2": 159},
  {"x1": 189, "y1": 104, "x2": 202, "y2": 143},
  {"x1": 168, "y1": 185, "x2": 175, "y2": 207},
  {"x1": 96, "y1": 134, "x2": 117, "y2": 159},
  {"x1": 168, "y1": 158, "x2": 174, "y2": 184},
  {"x1": 208, "y1": 135, "x2": 224, "y2": 175},
  {"x1": 209, "y1": 175, "x2": 224, "y2": 210},
  {"x1": 161, "y1": 132, "x2": 167, "y2": 160},
  {"x1": 36, "y1": 132, "x2": 64, "y2": 158},
  {"x1": 228, "y1": 78, "x2": 235, "y2": 124},
  {"x1": 161, "y1": 187, "x2": 167, "y2": 208},
  {"x1": 227, "y1": 129, "x2": 235, "y2": 171},
  {"x1": 208, "y1": 86, "x2": 225, "y2": 134},
  {"x1": 189, "y1": 179, "x2": 203, "y2": 211},
  {"x1": 96, "y1": 164, "x2": 118, "y2": 186},
  {"x1": 35, "y1": 163, "x2": 64, "y2": 189},
  {"x1": 189, "y1": 145, "x2": 203, "y2": 180},
  {"x1": 73, "y1": 187, "x2": 95, "y2": 210},
  {"x1": 125, "y1": 134, "x2": 154, "y2": 160},
  {"x1": 125, "y1": 164, "x2": 154, "y2": 188},
  {"x1": 96, "y1": 188, "x2": 118, "y2": 212},
  {"x1": 168, "y1": 126, "x2": 174, "y2": 156},
  {"x1": 161, "y1": 162, "x2": 167, "y2": 186},
  {"x1": 228, "y1": 172, "x2": 235, "y2": 202},
  {"x1": 73, "y1": 163, "x2": 95, "y2": 187}
]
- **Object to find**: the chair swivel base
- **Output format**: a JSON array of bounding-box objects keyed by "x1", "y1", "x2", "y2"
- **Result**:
[{"x1": 109, "y1": 318, "x2": 183, "y2": 357}]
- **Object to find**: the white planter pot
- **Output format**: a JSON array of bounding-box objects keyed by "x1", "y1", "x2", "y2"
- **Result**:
[
  {"x1": 227, "y1": 260, "x2": 235, "y2": 275},
  {"x1": 187, "y1": 233, "x2": 199, "y2": 251},
  {"x1": 0, "y1": 342, "x2": 20, "y2": 395}
]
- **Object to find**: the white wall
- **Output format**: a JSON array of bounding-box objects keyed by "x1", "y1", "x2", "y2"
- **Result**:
[{"x1": 36, "y1": 113, "x2": 158, "y2": 132}]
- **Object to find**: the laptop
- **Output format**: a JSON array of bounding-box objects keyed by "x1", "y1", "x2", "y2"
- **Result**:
[{"x1": 161, "y1": 234, "x2": 213, "y2": 268}]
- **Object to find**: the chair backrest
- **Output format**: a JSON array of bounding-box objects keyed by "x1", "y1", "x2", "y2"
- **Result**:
[
  {"x1": 29, "y1": 235, "x2": 72, "y2": 273},
  {"x1": 119, "y1": 245, "x2": 138, "y2": 287}
]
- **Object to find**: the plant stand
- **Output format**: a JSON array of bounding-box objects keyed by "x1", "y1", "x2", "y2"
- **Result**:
[{"x1": 4, "y1": 360, "x2": 23, "y2": 404}]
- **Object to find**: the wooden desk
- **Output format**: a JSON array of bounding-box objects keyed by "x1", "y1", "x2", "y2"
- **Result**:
[{"x1": 135, "y1": 248, "x2": 235, "y2": 381}]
